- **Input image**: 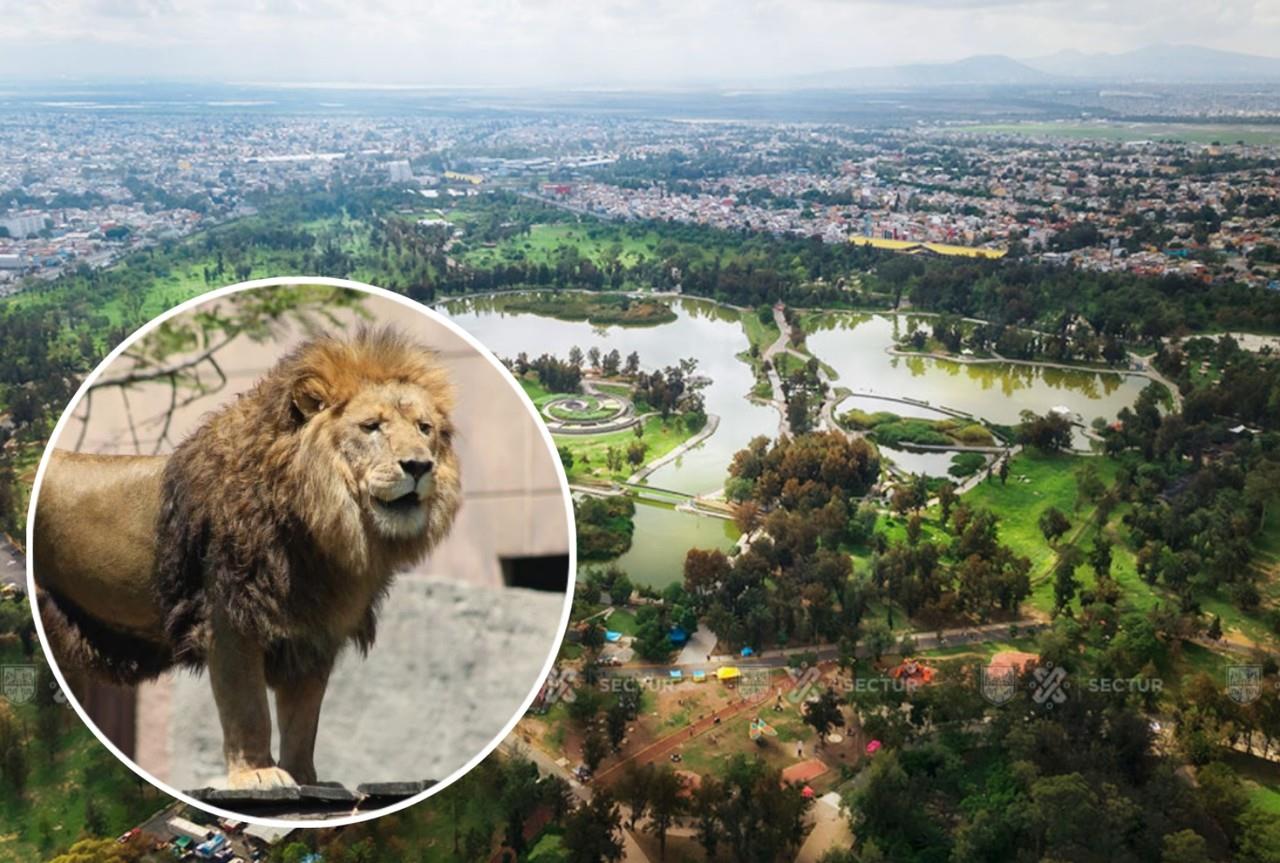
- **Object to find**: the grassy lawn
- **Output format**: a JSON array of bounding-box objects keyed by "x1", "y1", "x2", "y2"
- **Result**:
[
  {"x1": 557, "y1": 415, "x2": 699, "y2": 484},
  {"x1": 593, "y1": 382, "x2": 633, "y2": 399},
  {"x1": 6, "y1": 216, "x2": 358, "y2": 328},
  {"x1": 527, "y1": 829, "x2": 568, "y2": 863},
  {"x1": 458, "y1": 223, "x2": 666, "y2": 271},
  {"x1": 1224, "y1": 752, "x2": 1280, "y2": 816},
  {"x1": 841, "y1": 410, "x2": 995, "y2": 448},
  {"x1": 546, "y1": 395, "x2": 617, "y2": 422},
  {"x1": 952, "y1": 121, "x2": 1280, "y2": 147},
  {"x1": 739, "y1": 309, "x2": 781, "y2": 397},
  {"x1": 739, "y1": 309, "x2": 779, "y2": 353},
  {"x1": 959, "y1": 451, "x2": 1117, "y2": 596},
  {"x1": 1067, "y1": 502, "x2": 1279, "y2": 647},
  {"x1": 1176, "y1": 642, "x2": 1236, "y2": 685},
  {"x1": 606, "y1": 608, "x2": 639, "y2": 636}
]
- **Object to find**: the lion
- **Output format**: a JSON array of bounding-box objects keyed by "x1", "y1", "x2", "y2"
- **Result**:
[{"x1": 32, "y1": 327, "x2": 462, "y2": 790}]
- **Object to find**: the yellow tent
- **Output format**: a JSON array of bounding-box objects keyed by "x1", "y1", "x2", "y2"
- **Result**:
[{"x1": 716, "y1": 666, "x2": 741, "y2": 681}]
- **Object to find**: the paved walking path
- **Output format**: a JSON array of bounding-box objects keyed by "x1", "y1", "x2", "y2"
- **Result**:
[
  {"x1": 796, "y1": 792, "x2": 855, "y2": 863},
  {"x1": 1, "y1": 537, "x2": 24, "y2": 587},
  {"x1": 762, "y1": 304, "x2": 793, "y2": 437},
  {"x1": 628, "y1": 413, "x2": 720, "y2": 483}
]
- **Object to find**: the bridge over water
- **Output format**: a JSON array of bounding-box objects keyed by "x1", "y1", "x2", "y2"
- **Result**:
[{"x1": 572, "y1": 481, "x2": 735, "y2": 520}]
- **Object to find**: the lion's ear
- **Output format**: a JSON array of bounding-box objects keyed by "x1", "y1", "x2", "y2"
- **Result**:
[{"x1": 291, "y1": 377, "x2": 329, "y2": 421}]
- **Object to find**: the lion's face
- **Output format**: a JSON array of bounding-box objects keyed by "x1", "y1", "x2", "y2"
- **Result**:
[{"x1": 326, "y1": 382, "x2": 454, "y2": 539}]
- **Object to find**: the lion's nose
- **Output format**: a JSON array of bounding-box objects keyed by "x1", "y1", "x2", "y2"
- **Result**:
[{"x1": 401, "y1": 459, "x2": 434, "y2": 480}]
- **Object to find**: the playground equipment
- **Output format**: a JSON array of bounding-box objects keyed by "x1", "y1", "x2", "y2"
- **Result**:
[{"x1": 749, "y1": 716, "x2": 778, "y2": 742}]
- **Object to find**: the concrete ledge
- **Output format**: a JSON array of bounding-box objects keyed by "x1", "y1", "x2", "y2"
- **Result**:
[{"x1": 142, "y1": 577, "x2": 567, "y2": 791}]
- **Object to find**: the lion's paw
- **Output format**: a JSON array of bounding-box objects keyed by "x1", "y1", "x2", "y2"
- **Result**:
[{"x1": 226, "y1": 765, "x2": 298, "y2": 790}]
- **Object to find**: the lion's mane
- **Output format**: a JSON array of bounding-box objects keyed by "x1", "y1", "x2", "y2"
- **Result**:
[
  {"x1": 154, "y1": 327, "x2": 461, "y2": 685},
  {"x1": 37, "y1": 327, "x2": 464, "y2": 688}
]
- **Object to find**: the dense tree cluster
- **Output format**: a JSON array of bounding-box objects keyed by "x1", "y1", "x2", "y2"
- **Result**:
[
  {"x1": 575, "y1": 496, "x2": 637, "y2": 561},
  {"x1": 878, "y1": 254, "x2": 1280, "y2": 339},
  {"x1": 918, "y1": 313, "x2": 1128, "y2": 365},
  {"x1": 725, "y1": 431, "x2": 880, "y2": 510},
  {"x1": 509, "y1": 351, "x2": 583, "y2": 393},
  {"x1": 1018, "y1": 409, "x2": 1075, "y2": 453},
  {"x1": 615, "y1": 756, "x2": 812, "y2": 863},
  {"x1": 632, "y1": 357, "x2": 707, "y2": 422},
  {"x1": 832, "y1": 597, "x2": 1280, "y2": 863}
]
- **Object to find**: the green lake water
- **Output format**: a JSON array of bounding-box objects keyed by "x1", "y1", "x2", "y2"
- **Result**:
[{"x1": 443, "y1": 295, "x2": 1156, "y2": 588}]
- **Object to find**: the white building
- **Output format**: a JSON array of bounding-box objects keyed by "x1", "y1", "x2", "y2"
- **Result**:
[
  {"x1": 1, "y1": 213, "x2": 46, "y2": 239},
  {"x1": 386, "y1": 160, "x2": 414, "y2": 184}
]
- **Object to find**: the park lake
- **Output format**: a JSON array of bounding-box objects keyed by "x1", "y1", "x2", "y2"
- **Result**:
[{"x1": 443, "y1": 293, "x2": 1158, "y2": 588}]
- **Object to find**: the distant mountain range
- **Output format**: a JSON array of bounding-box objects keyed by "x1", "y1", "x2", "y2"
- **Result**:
[{"x1": 788, "y1": 44, "x2": 1280, "y2": 89}]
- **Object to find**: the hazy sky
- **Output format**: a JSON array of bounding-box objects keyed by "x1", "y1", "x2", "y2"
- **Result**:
[{"x1": 0, "y1": 0, "x2": 1276, "y2": 86}]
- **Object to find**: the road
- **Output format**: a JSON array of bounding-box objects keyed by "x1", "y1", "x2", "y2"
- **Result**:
[
  {"x1": 1, "y1": 538, "x2": 24, "y2": 587},
  {"x1": 498, "y1": 737, "x2": 593, "y2": 801},
  {"x1": 615, "y1": 617, "x2": 1047, "y2": 676}
]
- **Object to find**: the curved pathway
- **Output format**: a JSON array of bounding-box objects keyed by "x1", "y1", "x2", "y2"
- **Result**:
[
  {"x1": 542, "y1": 377, "x2": 646, "y2": 435},
  {"x1": 627, "y1": 413, "x2": 720, "y2": 483},
  {"x1": 762, "y1": 304, "x2": 793, "y2": 437},
  {"x1": 833, "y1": 390, "x2": 976, "y2": 422},
  {"x1": 1131, "y1": 351, "x2": 1184, "y2": 411},
  {"x1": 1, "y1": 537, "x2": 24, "y2": 588}
]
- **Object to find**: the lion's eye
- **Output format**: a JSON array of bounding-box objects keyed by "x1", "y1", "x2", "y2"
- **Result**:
[
  {"x1": 360, "y1": 420, "x2": 382, "y2": 434},
  {"x1": 418, "y1": 421, "x2": 432, "y2": 435}
]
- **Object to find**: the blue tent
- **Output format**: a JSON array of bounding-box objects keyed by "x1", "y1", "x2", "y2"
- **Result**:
[
  {"x1": 741, "y1": 647, "x2": 754, "y2": 657},
  {"x1": 605, "y1": 631, "x2": 622, "y2": 643},
  {"x1": 668, "y1": 626, "x2": 690, "y2": 646},
  {"x1": 669, "y1": 669, "x2": 683, "y2": 681}
]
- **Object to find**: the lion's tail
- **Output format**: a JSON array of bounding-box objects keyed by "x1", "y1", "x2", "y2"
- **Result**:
[{"x1": 36, "y1": 588, "x2": 176, "y2": 687}]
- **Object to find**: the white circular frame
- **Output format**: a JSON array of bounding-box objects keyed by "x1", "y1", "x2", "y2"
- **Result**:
[{"x1": 24, "y1": 276, "x2": 577, "y2": 829}]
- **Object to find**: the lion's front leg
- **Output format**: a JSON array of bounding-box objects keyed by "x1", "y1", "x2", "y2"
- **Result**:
[
  {"x1": 207, "y1": 610, "x2": 296, "y2": 790},
  {"x1": 275, "y1": 670, "x2": 329, "y2": 786}
]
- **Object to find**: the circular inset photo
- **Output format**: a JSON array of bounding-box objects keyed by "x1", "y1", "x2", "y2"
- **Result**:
[{"x1": 25, "y1": 277, "x2": 574, "y2": 825}]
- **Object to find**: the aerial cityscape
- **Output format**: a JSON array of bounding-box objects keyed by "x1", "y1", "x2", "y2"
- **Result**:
[{"x1": 2, "y1": 4, "x2": 1280, "y2": 861}]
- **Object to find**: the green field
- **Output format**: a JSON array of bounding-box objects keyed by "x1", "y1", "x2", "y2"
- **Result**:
[
  {"x1": 1226, "y1": 752, "x2": 1280, "y2": 816},
  {"x1": 959, "y1": 450, "x2": 1115, "y2": 587},
  {"x1": 459, "y1": 222, "x2": 661, "y2": 270},
  {"x1": 952, "y1": 121, "x2": 1280, "y2": 146},
  {"x1": 604, "y1": 607, "x2": 639, "y2": 636},
  {"x1": 557, "y1": 415, "x2": 698, "y2": 484},
  {"x1": 740, "y1": 309, "x2": 781, "y2": 354},
  {"x1": 5, "y1": 216, "x2": 368, "y2": 327}
]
